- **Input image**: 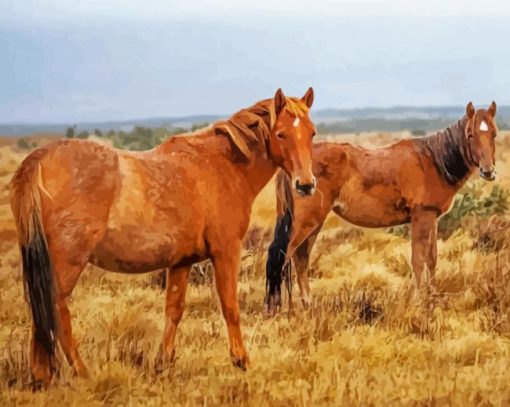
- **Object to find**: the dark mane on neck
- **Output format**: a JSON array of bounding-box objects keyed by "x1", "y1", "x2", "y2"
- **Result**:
[
  {"x1": 211, "y1": 99, "x2": 274, "y2": 157},
  {"x1": 211, "y1": 97, "x2": 309, "y2": 157},
  {"x1": 416, "y1": 116, "x2": 473, "y2": 185}
]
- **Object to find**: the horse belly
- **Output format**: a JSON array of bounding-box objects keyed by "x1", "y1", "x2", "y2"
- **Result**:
[
  {"x1": 90, "y1": 226, "x2": 174, "y2": 273},
  {"x1": 334, "y1": 188, "x2": 411, "y2": 228}
]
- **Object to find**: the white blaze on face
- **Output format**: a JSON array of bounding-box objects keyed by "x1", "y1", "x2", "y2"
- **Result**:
[
  {"x1": 293, "y1": 116, "x2": 302, "y2": 139},
  {"x1": 480, "y1": 120, "x2": 489, "y2": 131}
]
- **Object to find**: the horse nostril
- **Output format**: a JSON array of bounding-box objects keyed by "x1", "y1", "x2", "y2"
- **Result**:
[
  {"x1": 479, "y1": 166, "x2": 496, "y2": 181},
  {"x1": 296, "y1": 182, "x2": 314, "y2": 196}
]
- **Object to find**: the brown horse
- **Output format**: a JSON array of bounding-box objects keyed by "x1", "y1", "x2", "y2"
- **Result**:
[
  {"x1": 10, "y1": 88, "x2": 317, "y2": 386},
  {"x1": 265, "y1": 102, "x2": 498, "y2": 313}
]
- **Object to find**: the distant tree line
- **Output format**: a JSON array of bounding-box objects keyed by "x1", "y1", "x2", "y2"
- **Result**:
[
  {"x1": 16, "y1": 138, "x2": 38, "y2": 149},
  {"x1": 64, "y1": 122, "x2": 210, "y2": 151}
]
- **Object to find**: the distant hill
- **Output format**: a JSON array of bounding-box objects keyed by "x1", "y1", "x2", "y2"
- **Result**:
[
  {"x1": 2, "y1": 106, "x2": 509, "y2": 136},
  {"x1": 314, "y1": 105, "x2": 510, "y2": 134}
]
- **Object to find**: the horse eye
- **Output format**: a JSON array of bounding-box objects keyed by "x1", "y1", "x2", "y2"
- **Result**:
[{"x1": 276, "y1": 132, "x2": 285, "y2": 140}]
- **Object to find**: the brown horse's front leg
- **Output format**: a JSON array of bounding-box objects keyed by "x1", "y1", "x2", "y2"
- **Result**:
[
  {"x1": 426, "y1": 219, "x2": 438, "y2": 285},
  {"x1": 211, "y1": 241, "x2": 249, "y2": 370},
  {"x1": 156, "y1": 266, "x2": 191, "y2": 371},
  {"x1": 411, "y1": 209, "x2": 438, "y2": 294}
]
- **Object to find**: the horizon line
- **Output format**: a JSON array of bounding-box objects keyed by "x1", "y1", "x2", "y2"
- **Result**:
[{"x1": 0, "y1": 103, "x2": 501, "y2": 127}]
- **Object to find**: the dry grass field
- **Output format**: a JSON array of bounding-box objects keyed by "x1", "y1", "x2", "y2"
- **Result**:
[{"x1": 2, "y1": 131, "x2": 510, "y2": 405}]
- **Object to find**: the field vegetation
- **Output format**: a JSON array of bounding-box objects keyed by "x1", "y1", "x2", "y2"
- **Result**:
[{"x1": 1, "y1": 130, "x2": 510, "y2": 405}]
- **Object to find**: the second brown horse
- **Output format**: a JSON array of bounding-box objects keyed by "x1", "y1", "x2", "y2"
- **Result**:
[{"x1": 265, "y1": 102, "x2": 498, "y2": 313}]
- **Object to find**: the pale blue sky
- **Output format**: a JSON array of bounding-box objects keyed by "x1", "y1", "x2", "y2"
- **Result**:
[{"x1": 1, "y1": 0, "x2": 510, "y2": 123}]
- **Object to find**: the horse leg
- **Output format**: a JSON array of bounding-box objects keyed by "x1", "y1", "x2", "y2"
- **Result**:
[
  {"x1": 293, "y1": 226, "x2": 321, "y2": 309},
  {"x1": 285, "y1": 215, "x2": 326, "y2": 306},
  {"x1": 150, "y1": 269, "x2": 167, "y2": 289},
  {"x1": 426, "y1": 219, "x2": 438, "y2": 289},
  {"x1": 43, "y1": 211, "x2": 108, "y2": 380},
  {"x1": 156, "y1": 266, "x2": 190, "y2": 368},
  {"x1": 30, "y1": 329, "x2": 54, "y2": 388},
  {"x1": 210, "y1": 240, "x2": 248, "y2": 370},
  {"x1": 53, "y1": 260, "x2": 88, "y2": 378},
  {"x1": 411, "y1": 209, "x2": 437, "y2": 294},
  {"x1": 26, "y1": 237, "x2": 93, "y2": 386}
]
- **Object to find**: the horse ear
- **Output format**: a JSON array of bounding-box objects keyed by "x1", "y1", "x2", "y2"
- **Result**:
[
  {"x1": 488, "y1": 101, "x2": 497, "y2": 117},
  {"x1": 301, "y1": 87, "x2": 314, "y2": 108},
  {"x1": 274, "y1": 88, "x2": 286, "y2": 116},
  {"x1": 466, "y1": 102, "x2": 475, "y2": 119}
]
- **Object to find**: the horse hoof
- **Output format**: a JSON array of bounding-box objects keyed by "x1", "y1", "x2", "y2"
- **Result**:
[
  {"x1": 264, "y1": 304, "x2": 278, "y2": 318},
  {"x1": 154, "y1": 348, "x2": 176, "y2": 374},
  {"x1": 72, "y1": 362, "x2": 90, "y2": 379},
  {"x1": 301, "y1": 296, "x2": 312, "y2": 311},
  {"x1": 230, "y1": 352, "x2": 249, "y2": 371},
  {"x1": 30, "y1": 368, "x2": 54, "y2": 391},
  {"x1": 263, "y1": 294, "x2": 281, "y2": 317},
  {"x1": 30, "y1": 378, "x2": 49, "y2": 392}
]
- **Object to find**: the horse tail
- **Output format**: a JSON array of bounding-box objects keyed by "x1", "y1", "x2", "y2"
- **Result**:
[
  {"x1": 10, "y1": 153, "x2": 57, "y2": 371},
  {"x1": 265, "y1": 171, "x2": 294, "y2": 312}
]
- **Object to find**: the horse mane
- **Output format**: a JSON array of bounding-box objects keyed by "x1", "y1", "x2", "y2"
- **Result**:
[
  {"x1": 415, "y1": 116, "x2": 473, "y2": 185},
  {"x1": 213, "y1": 97, "x2": 309, "y2": 158}
]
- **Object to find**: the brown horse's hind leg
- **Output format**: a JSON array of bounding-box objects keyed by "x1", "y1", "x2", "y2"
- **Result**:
[
  {"x1": 53, "y1": 262, "x2": 89, "y2": 378},
  {"x1": 30, "y1": 329, "x2": 54, "y2": 388},
  {"x1": 156, "y1": 266, "x2": 190, "y2": 370},
  {"x1": 27, "y1": 254, "x2": 89, "y2": 386},
  {"x1": 286, "y1": 209, "x2": 329, "y2": 309},
  {"x1": 293, "y1": 225, "x2": 321, "y2": 309},
  {"x1": 46, "y1": 218, "x2": 108, "y2": 379},
  {"x1": 411, "y1": 209, "x2": 438, "y2": 293},
  {"x1": 210, "y1": 240, "x2": 248, "y2": 370}
]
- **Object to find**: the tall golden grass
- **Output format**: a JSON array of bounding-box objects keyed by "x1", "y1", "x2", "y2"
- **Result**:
[{"x1": 1, "y1": 132, "x2": 510, "y2": 405}]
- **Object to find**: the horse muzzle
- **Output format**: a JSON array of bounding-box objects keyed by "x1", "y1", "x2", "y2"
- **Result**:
[
  {"x1": 479, "y1": 167, "x2": 496, "y2": 181},
  {"x1": 295, "y1": 177, "x2": 316, "y2": 196}
]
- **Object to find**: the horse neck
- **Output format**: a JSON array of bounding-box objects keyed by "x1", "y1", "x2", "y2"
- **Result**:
[
  {"x1": 187, "y1": 130, "x2": 277, "y2": 198},
  {"x1": 445, "y1": 116, "x2": 478, "y2": 181},
  {"x1": 422, "y1": 116, "x2": 476, "y2": 187},
  {"x1": 238, "y1": 148, "x2": 277, "y2": 197},
  {"x1": 220, "y1": 136, "x2": 277, "y2": 198}
]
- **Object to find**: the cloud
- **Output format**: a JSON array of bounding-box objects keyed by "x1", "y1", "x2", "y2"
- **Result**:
[{"x1": 1, "y1": 1, "x2": 509, "y2": 121}]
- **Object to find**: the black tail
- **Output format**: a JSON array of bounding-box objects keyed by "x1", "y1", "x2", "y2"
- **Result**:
[
  {"x1": 265, "y1": 173, "x2": 294, "y2": 312},
  {"x1": 21, "y1": 213, "x2": 57, "y2": 371}
]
